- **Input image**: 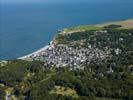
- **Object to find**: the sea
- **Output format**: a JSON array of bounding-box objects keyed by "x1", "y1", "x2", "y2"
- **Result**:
[{"x1": 0, "y1": 0, "x2": 133, "y2": 60}]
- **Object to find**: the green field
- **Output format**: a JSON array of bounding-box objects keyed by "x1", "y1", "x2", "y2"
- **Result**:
[
  {"x1": 59, "y1": 19, "x2": 133, "y2": 35},
  {"x1": 50, "y1": 86, "x2": 79, "y2": 98}
]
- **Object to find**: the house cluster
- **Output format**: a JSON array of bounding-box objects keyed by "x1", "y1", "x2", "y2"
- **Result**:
[
  {"x1": 0, "y1": 60, "x2": 8, "y2": 67},
  {"x1": 27, "y1": 41, "x2": 110, "y2": 69}
]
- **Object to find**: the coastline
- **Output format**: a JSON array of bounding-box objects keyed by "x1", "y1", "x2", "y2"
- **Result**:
[
  {"x1": 18, "y1": 41, "x2": 53, "y2": 60},
  {"x1": 18, "y1": 19, "x2": 133, "y2": 61}
]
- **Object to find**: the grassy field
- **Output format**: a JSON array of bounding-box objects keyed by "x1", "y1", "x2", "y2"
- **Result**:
[
  {"x1": 59, "y1": 19, "x2": 133, "y2": 35},
  {"x1": 63, "y1": 25, "x2": 101, "y2": 32},
  {"x1": 50, "y1": 86, "x2": 79, "y2": 98},
  {"x1": 59, "y1": 25, "x2": 102, "y2": 35}
]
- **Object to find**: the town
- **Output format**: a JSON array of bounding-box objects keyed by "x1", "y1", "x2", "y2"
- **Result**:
[{"x1": 21, "y1": 30, "x2": 112, "y2": 70}]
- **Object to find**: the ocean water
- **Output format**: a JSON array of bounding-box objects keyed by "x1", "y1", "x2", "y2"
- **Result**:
[{"x1": 0, "y1": 1, "x2": 133, "y2": 60}]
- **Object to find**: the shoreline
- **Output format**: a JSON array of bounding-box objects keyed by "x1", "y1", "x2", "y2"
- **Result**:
[
  {"x1": 18, "y1": 41, "x2": 53, "y2": 60},
  {"x1": 18, "y1": 19, "x2": 133, "y2": 60}
]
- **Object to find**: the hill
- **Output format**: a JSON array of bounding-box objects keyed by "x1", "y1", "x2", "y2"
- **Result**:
[{"x1": 0, "y1": 19, "x2": 133, "y2": 100}]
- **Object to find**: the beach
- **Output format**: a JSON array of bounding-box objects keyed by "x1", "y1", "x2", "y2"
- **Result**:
[{"x1": 18, "y1": 41, "x2": 54, "y2": 60}]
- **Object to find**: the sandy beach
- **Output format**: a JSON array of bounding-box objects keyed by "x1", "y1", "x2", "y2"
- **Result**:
[
  {"x1": 18, "y1": 41, "x2": 54, "y2": 60},
  {"x1": 18, "y1": 45, "x2": 49, "y2": 60}
]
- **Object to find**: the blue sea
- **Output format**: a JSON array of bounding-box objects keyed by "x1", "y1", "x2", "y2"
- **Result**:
[{"x1": 0, "y1": 0, "x2": 133, "y2": 60}]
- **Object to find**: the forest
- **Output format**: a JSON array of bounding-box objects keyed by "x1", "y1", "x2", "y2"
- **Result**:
[{"x1": 0, "y1": 27, "x2": 133, "y2": 100}]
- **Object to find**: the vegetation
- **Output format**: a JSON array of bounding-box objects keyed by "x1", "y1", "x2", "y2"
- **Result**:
[
  {"x1": 63, "y1": 25, "x2": 101, "y2": 32},
  {"x1": 0, "y1": 26, "x2": 133, "y2": 100},
  {"x1": 50, "y1": 86, "x2": 79, "y2": 98},
  {"x1": 0, "y1": 58, "x2": 133, "y2": 100}
]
